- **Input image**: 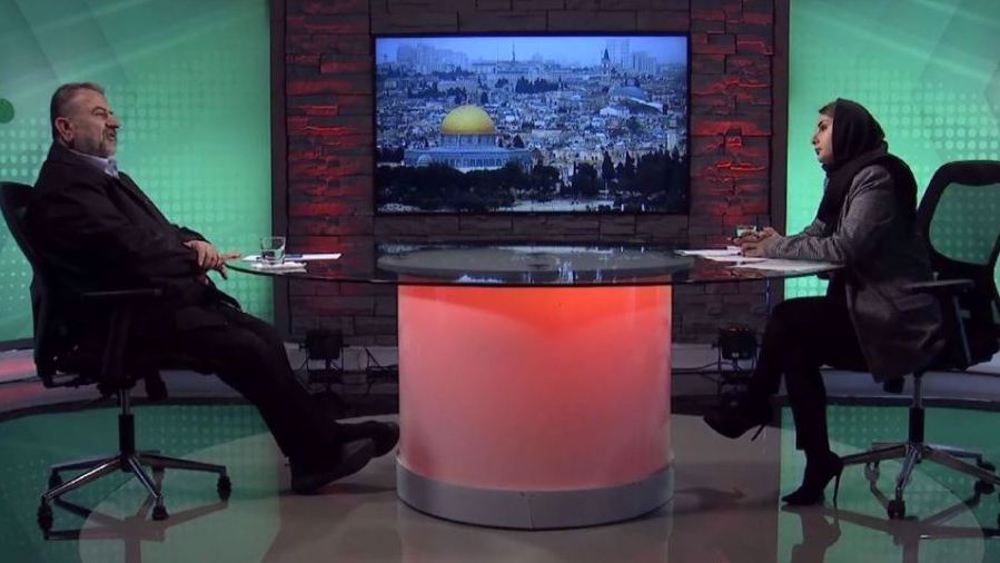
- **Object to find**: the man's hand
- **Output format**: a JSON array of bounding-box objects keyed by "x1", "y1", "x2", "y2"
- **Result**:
[
  {"x1": 185, "y1": 240, "x2": 240, "y2": 279},
  {"x1": 185, "y1": 240, "x2": 222, "y2": 269},
  {"x1": 212, "y1": 252, "x2": 241, "y2": 279}
]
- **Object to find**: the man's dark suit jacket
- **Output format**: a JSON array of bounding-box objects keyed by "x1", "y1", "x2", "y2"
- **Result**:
[{"x1": 27, "y1": 142, "x2": 238, "y2": 361}]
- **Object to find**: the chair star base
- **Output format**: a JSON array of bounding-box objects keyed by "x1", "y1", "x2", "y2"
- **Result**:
[{"x1": 37, "y1": 389, "x2": 230, "y2": 532}]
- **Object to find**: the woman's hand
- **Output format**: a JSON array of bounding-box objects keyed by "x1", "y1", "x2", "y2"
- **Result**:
[
  {"x1": 739, "y1": 227, "x2": 780, "y2": 257},
  {"x1": 734, "y1": 226, "x2": 779, "y2": 245}
]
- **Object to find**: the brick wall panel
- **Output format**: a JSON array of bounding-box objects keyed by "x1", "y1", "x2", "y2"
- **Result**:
[
  {"x1": 637, "y1": 10, "x2": 689, "y2": 31},
  {"x1": 548, "y1": 10, "x2": 636, "y2": 30},
  {"x1": 601, "y1": 0, "x2": 651, "y2": 8},
  {"x1": 690, "y1": 32, "x2": 736, "y2": 55},
  {"x1": 460, "y1": 12, "x2": 548, "y2": 31},
  {"x1": 650, "y1": 0, "x2": 689, "y2": 9},
  {"x1": 477, "y1": 0, "x2": 514, "y2": 10},
  {"x1": 514, "y1": 0, "x2": 565, "y2": 9},
  {"x1": 371, "y1": 11, "x2": 459, "y2": 33},
  {"x1": 289, "y1": 0, "x2": 370, "y2": 14}
]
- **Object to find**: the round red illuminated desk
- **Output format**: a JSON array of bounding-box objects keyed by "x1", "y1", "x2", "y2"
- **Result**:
[{"x1": 231, "y1": 244, "x2": 837, "y2": 529}]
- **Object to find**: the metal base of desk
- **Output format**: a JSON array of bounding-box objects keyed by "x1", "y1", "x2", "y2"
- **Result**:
[{"x1": 397, "y1": 462, "x2": 673, "y2": 529}]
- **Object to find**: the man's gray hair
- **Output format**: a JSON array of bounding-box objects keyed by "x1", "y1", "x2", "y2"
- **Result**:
[{"x1": 50, "y1": 82, "x2": 105, "y2": 140}]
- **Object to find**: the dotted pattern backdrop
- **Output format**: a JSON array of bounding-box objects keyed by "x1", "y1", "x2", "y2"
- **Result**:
[
  {"x1": 0, "y1": 0, "x2": 273, "y2": 342},
  {"x1": 786, "y1": 0, "x2": 1000, "y2": 299}
]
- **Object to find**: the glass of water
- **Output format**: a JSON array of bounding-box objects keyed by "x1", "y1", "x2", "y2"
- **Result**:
[
  {"x1": 735, "y1": 225, "x2": 759, "y2": 239},
  {"x1": 260, "y1": 236, "x2": 286, "y2": 264}
]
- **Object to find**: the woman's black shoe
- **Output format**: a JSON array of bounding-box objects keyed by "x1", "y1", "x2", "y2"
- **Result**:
[
  {"x1": 703, "y1": 395, "x2": 773, "y2": 440},
  {"x1": 782, "y1": 452, "x2": 844, "y2": 506}
]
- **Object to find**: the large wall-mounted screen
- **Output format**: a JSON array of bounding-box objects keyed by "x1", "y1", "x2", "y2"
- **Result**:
[{"x1": 375, "y1": 34, "x2": 689, "y2": 214}]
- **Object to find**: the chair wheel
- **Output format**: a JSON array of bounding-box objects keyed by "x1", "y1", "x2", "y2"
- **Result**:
[
  {"x1": 975, "y1": 480, "x2": 995, "y2": 495},
  {"x1": 217, "y1": 475, "x2": 232, "y2": 500},
  {"x1": 37, "y1": 502, "x2": 53, "y2": 531},
  {"x1": 152, "y1": 505, "x2": 169, "y2": 521},
  {"x1": 888, "y1": 499, "x2": 906, "y2": 519},
  {"x1": 48, "y1": 472, "x2": 62, "y2": 489}
]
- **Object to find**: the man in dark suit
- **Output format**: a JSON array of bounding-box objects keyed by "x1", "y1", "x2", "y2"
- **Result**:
[{"x1": 26, "y1": 82, "x2": 397, "y2": 494}]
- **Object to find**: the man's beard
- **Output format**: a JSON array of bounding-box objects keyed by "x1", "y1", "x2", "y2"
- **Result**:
[{"x1": 70, "y1": 137, "x2": 113, "y2": 158}]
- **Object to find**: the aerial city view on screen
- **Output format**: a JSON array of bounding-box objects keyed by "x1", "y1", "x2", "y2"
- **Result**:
[{"x1": 375, "y1": 35, "x2": 689, "y2": 213}]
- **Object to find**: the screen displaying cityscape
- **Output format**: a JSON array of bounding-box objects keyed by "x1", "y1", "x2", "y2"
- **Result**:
[{"x1": 374, "y1": 35, "x2": 689, "y2": 214}]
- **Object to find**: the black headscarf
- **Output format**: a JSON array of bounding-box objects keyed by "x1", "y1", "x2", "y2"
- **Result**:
[{"x1": 814, "y1": 98, "x2": 917, "y2": 234}]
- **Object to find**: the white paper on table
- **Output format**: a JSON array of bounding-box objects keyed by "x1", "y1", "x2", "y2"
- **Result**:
[
  {"x1": 247, "y1": 261, "x2": 307, "y2": 271},
  {"x1": 242, "y1": 253, "x2": 341, "y2": 262},
  {"x1": 289, "y1": 253, "x2": 342, "y2": 261},
  {"x1": 701, "y1": 255, "x2": 767, "y2": 263},
  {"x1": 731, "y1": 259, "x2": 836, "y2": 272},
  {"x1": 676, "y1": 246, "x2": 741, "y2": 257}
]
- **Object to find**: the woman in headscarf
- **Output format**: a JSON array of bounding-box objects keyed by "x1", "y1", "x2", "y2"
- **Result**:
[{"x1": 703, "y1": 99, "x2": 945, "y2": 505}]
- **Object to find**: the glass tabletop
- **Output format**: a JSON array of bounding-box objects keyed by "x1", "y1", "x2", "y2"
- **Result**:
[{"x1": 227, "y1": 243, "x2": 840, "y2": 287}]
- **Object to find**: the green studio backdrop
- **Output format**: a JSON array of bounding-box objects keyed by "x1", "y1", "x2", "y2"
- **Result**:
[
  {"x1": 0, "y1": 0, "x2": 272, "y2": 343},
  {"x1": 786, "y1": 0, "x2": 1000, "y2": 299},
  {"x1": 783, "y1": 1, "x2": 1000, "y2": 560}
]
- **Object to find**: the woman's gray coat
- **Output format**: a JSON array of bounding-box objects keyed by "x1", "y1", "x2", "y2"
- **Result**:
[{"x1": 763, "y1": 164, "x2": 946, "y2": 380}]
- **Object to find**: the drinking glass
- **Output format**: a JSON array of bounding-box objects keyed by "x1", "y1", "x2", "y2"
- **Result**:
[{"x1": 260, "y1": 236, "x2": 286, "y2": 264}]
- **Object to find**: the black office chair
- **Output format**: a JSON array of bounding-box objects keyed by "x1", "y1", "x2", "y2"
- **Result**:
[
  {"x1": 840, "y1": 161, "x2": 1000, "y2": 520},
  {"x1": 0, "y1": 182, "x2": 231, "y2": 530}
]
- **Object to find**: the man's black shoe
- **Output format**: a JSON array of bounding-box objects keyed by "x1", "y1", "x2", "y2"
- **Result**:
[
  {"x1": 339, "y1": 421, "x2": 400, "y2": 457},
  {"x1": 290, "y1": 438, "x2": 375, "y2": 494},
  {"x1": 364, "y1": 421, "x2": 399, "y2": 457}
]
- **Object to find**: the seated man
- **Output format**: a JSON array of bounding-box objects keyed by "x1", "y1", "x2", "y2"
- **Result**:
[{"x1": 26, "y1": 82, "x2": 397, "y2": 494}]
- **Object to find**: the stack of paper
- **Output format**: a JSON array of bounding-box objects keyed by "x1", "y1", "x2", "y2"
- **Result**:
[
  {"x1": 242, "y1": 253, "x2": 341, "y2": 262},
  {"x1": 675, "y1": 247, "x2": 741, "y2": 257},
  {"x1": 675, "y1": 248, "x2": 766, "y2": 263},
  {"x1": 248, "y1": 261, "x2": 307, "y2": 272}
]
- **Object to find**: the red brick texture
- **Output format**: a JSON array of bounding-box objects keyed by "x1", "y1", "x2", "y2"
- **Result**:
[{"x1": 282, "y1": 0, "x2": 776, "y2": 344}]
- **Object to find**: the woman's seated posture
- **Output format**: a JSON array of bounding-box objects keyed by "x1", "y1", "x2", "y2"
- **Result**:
[{"x1": 704, "y1": 99, "x2": 945, "y2": 505}]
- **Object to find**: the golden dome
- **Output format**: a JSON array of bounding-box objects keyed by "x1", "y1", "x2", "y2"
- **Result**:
[{"x1": 440, "y1": 105, "x2": 496, "y2": 135}]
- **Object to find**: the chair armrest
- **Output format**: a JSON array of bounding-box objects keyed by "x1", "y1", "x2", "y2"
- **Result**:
[
  {"x1": 907, "y1": 279, "x2": 977, "y2": 368},
  {"x1": 903, "y1": 279, "x2": 974, "y2": 296},
  {"x1": 81, "y1": 288, "x2": 163, "y2": 301}
]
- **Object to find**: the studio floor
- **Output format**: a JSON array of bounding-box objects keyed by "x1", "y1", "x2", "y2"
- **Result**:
[{"x1": 2, "y1": 346, "x2": 1000, "y2": 563}]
